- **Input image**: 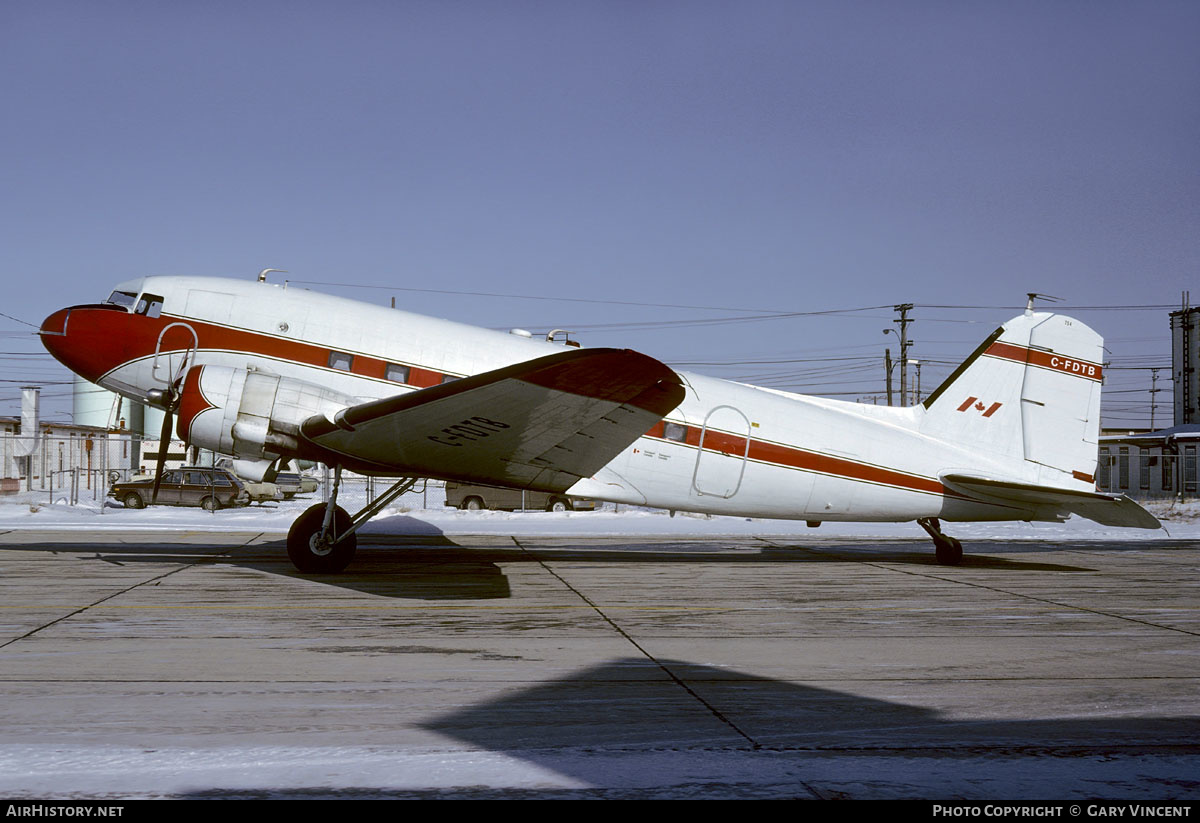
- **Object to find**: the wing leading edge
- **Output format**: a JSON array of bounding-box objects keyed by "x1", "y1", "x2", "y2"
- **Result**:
[{"x1": 299, "y1": 347, "x2": 685, "y2": 490}]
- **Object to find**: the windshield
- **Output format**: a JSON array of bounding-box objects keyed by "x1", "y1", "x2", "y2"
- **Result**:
[{"x1": 105, "y1": 290, "x2": 138, "y2": 311}]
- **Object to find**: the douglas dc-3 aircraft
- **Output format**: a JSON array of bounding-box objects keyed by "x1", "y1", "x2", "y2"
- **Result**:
[{"x1": 40, "y1": 273, "x2": 1158, "y2": 573}]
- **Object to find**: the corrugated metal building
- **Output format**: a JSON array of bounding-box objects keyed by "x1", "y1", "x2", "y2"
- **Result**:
[{"x1": 1098, "y1": 424, "x2": 1200, "y2": 500}]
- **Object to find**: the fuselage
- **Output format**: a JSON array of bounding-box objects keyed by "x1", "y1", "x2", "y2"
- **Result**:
[{"x1": 41, "y1": 275, "x2": 1058, "y2": 523}]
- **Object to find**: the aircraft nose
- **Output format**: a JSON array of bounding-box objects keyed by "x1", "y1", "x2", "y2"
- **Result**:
[
  {"x1": 39, "y1": 308, "x2": 73, "y2": 363},
  {"x1": 40, "y1": 307, "x2": 70, "y2": 333},
  {"x1": 39, "y1": 305, "x2": 128, "y2": 384}
]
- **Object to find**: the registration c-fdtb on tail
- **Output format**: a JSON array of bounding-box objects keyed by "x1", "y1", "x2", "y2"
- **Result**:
[{"x1": 40, "y1": 273, "x2": 1158, "y2": 572}]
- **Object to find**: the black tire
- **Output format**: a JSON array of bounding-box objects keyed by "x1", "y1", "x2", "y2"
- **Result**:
[
  {"x1": 287, "y1": 503, "x2": 357, "y2": 574},
  {"x1": 935, "y1": 536, "x2": 964, "y2": 566},
  {"x1": 462, "y1": 496, "x2": 484, "y2": 511},
  {"x1": 201, "y1": 496, "x2": 220, "y2": 512},
  {"x1": 123, "y1": 492, "x2": 145, "y2": 510},
  {"x1": 547, "y1": 498, "x2": 571, "y2": 513}
]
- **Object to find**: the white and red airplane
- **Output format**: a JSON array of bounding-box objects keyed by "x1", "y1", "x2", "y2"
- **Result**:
[{"x1": 40, "y1": 273, "x2": 1158, "y2": 572}]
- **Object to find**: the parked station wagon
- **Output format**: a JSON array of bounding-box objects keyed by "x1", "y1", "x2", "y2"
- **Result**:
[
  {"x1": 110, "y1": 467, "x2": 249, "y2": 510},
  {"x1": 444, "y1": 482, "x2": 594, "y2": 512}
]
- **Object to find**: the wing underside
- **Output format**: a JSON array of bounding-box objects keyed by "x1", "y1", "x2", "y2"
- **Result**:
[{"x1": 298, "y1": 347, "x2": 685, "y2": 491}]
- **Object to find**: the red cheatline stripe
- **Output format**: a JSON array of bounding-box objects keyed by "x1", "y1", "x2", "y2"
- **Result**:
[
  {"x1": 984, "y1": 341, "x2": 1103, "y2": 382},
  {"x1": 644, "y1": 424, "x2": 961, "y2": 499},
  {"x1": 45, "y1": 306, "x2": 457, "y2": 389}
]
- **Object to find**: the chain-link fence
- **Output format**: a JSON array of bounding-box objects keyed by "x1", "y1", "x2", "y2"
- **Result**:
[
  {"x1": 317, "y1": 471, "x2": 448, "y2": 512},
  {"x1": 1, "y1": 431, "x2": 138, "y2": 503},
  {"x1": 0, "y1": 431, "x2": 464, "y2": 511},
  {"x1": 6, "y1": 432, "x2": 1194, "y2": 510}
]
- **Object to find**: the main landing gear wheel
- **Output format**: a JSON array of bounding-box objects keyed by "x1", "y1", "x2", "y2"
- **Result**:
[
  {"x1": 287, "y1": 503, "x2": 357, "y2": 574},
  {"x1": 934, "y1": 535, "x2": 963, "y2": 566},
  {"x1": 917, "y1": 517, "x2": 964, "y2": 566}
]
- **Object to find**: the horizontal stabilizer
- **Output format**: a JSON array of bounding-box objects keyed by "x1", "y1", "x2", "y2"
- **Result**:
[{"x1": 942, "y1": 473, "x2": 1160, "y2": 529}]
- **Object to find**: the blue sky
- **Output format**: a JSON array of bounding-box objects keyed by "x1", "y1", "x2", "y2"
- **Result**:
[{"x1": 2, "y1": 1, "x2": 1197, "y2": 425}]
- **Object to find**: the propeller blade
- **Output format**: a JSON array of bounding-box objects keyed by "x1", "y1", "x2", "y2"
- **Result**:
[{"x1": 150, "y1": 407, "x2": 175, "y2": 505}]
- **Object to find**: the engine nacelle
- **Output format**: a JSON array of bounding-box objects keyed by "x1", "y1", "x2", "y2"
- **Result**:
[{"x1": 178, "y1": 364, "x2": 358, "y2": 465}]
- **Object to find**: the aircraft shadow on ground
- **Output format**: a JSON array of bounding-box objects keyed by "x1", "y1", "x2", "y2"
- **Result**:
[
  {"x1": 175, "y1": 657, "x2": 1200, "y2": 799},
  {"x1": 0, "y1": 521, "x2": 1120, "y2": 600},
  {"x1": 418, "y1": 656, "x2": 1200, "y2": 749}
]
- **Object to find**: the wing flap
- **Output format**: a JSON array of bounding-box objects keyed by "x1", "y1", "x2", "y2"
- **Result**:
[
  {"x1": 942, "y1": 472, "x2": 1160, "y2": 529},
  {"x1": 299, "y1": 348, "x2": 684, "y2": 490}
]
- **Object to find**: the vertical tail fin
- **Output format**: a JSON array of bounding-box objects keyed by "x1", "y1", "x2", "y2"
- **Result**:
[{"x1": 920, "y1": 312, "x2": 1102, "y2": 488}]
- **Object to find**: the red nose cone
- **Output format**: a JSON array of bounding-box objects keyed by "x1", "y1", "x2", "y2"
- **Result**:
[
  {"x1": 40, "y1": 307, "x2": 88, "y2": 376},
  {"x1": 39, "y1": 305, "x2": 142, "y2": 384}
]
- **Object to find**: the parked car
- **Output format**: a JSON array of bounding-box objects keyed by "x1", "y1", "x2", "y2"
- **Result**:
[
  {"x1": 272, "y1": 471, "x2": 319, "y2": 499},
  {"x1": 110, "y1": 467, "x2": 249, "y2": 511},
  {"x1": 444, "y1": 482, "x2": 595, "y2": 512}
]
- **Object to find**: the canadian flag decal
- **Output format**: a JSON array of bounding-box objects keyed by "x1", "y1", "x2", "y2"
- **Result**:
[{"x1": 957, "y1": 396, "x2": 1002, "y2": 417}]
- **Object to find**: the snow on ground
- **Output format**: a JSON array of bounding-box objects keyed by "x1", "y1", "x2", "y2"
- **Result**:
[
  {"x1": 1, "y1": 490, "x2": 1197, "y2": 541},
  {"x1": 1, "y1": 744, "x2": 1194, "y2": 800}
]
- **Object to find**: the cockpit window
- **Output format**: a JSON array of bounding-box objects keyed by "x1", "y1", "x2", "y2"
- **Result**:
[
  {"x1": 135, "y1": 293, "x2": 164, "y2": 318},
  {"x1": 105, "y1": 291, "x2": 138, "y2": 311}
]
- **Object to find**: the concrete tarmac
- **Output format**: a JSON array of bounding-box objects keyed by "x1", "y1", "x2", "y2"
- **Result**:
[{"x1": 0, "y1": 527, "x2": 1197, "y2": 799}]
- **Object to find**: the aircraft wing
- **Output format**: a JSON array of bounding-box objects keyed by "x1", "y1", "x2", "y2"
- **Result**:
[
  {"x1": 941, "y1": 473, "x2": 1161, "y2": 529},
  {"x1": 298, "y1": 347, "x2": 685, "y2": 491}
]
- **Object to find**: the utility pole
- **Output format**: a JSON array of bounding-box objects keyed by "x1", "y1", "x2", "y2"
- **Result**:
[
  {"x1": 1149, "y1": 367, "x2": 1161, "y2": 429},
  {"x1": 908, "y1": 359, "x2": 922, "y2": 404},
  {"x1": 893, "y1": 304, "x2": 914, "y2": 405},
  {"x1": 884, "y1": 347, "x2": 894, "y2": 406}
]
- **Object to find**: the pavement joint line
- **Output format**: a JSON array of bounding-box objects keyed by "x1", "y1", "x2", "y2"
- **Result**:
[
  {"x1": 870, "y1": 563, "x2": 1200, "y2": 638},
  {"x1": 0, "y1": 532, "x2": 266, "y2": 651},
  {"x1": 1058, "y1": 546, "x2": 1200, "y2": 565},
  {"x1": 510, "y1": 535, "x2": 761, "y2": 750},
  {"x1": 753, "y1": 536, "x2": 1200, "y2": 637}
]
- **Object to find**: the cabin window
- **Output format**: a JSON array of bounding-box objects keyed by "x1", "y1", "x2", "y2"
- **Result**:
[
  {"x1": 664, "y1": 422, "x2": 687, "y2": 443},
  {"x1": 441, "y1": 374, "x2": 460, "y2": 384},
  {"x1": 1117, "y1": 447, "x2": 1130, "y2": 490},
  {"x1": 1139, "y1": 452, "x2": 1151, "y2": 490},
  {"x1": 385, "y1": 363, "x2": 411, "y2": 384},
  {"x1": 135, "y1": 294, "x2": 164, "y2": 318},
  {"x1": 329, "y1": 351, "x2": 354, "y2": 372},
  {"x1": 105, "y1": 291, "x2": 138, "y2": 311},
  {"x1": 1185, "y1": 446, "x2": 1197, "y2": 494}
]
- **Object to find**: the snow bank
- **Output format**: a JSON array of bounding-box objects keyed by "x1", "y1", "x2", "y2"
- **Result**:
[{"x1": 0, "y1": 493, "x2": 1196, "y2": 541}]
